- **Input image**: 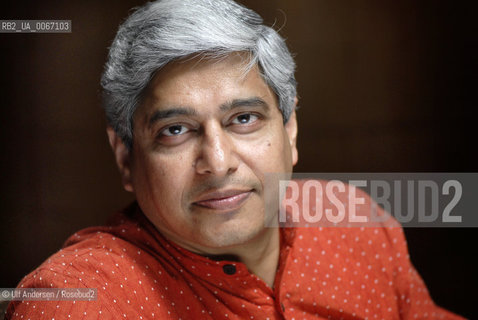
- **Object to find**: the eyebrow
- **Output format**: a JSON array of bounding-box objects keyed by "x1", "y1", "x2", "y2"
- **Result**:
[
  {"x1": 219, "y1": 97, "x2": 269, "y2": 112},
  {"x1": 147, "y1": 96, "x2": 269, "y2": 128},
  {"x1": 148, "y1": 108, "x2": 198, "y2": 128}
]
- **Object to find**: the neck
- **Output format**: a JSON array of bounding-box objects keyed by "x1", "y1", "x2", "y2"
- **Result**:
[
  {"x1": 232, "y1": 227, "x2": 280, "y2": 288},
  {"x1": 174, "y1": 227, "x2": 281, "y2": 288}
]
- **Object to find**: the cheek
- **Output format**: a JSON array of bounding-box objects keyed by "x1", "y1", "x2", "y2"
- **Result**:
[
  {"x1": 132, "y1": 153, "x2": 188, "y2": 202},
  {"x1": 269, "y1": 136, "x2": 292, "y2": 169},
  {"x1": 239, "y1": 130, "x2": 291, "y2": 172}
]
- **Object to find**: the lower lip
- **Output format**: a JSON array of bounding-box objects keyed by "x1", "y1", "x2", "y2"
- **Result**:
[{"x1": 193, "y1": 191, "x2": 252, "y2": 211}]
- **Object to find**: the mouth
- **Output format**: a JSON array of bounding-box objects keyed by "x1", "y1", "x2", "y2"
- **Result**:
[{"x1": 192, "y1": 189, "x2": 253, "y2": 211}]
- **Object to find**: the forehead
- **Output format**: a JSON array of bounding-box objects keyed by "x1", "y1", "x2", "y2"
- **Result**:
[{"x1": 137, "y1": 54, "x2": 277, "y2": 118}]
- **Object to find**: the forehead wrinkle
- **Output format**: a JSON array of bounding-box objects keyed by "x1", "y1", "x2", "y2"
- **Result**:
[{"x1": 139, "y1": 56, "x2": 276, "y2": 130}]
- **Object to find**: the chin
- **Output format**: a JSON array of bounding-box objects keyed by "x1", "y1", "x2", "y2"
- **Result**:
[{"x1": 197, "y1": 219, "x2": 265, "y2": 249}]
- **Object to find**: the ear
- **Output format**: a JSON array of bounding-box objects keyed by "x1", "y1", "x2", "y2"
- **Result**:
[
  {"x1": 106, "y1": 127, "x2": 134, "y2": 192},
  {"x1": 285, "y1": 97, "x2": 298, "y2": 166}
]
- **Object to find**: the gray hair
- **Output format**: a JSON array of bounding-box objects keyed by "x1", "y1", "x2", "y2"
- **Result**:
[{"x1": 101, "y1": 0, "x2": 297, "y2": 149}]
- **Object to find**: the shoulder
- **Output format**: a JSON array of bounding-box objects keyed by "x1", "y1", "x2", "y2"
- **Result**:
[
  {"x1": 6, "y1": 231, "x2": 124, "y2": 319},
  {"x1": 6, "y1": 207, "x2": 175, "y2": 319},
  {"x1": 286, "y1": 179, "x2": 410, "y2": 268},
  {"x1": 283, "y1": 179, "x2": 399, "y2": 229}
]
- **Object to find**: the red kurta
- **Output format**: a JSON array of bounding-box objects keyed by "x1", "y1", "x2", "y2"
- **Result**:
[{"x1": 6, "y1": 188, "x2": 464, "y2": 319}]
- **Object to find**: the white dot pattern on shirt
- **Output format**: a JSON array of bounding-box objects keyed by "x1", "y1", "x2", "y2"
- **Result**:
[{"x1": 6, "y1": 208, "x2": 456, "y2": 320}]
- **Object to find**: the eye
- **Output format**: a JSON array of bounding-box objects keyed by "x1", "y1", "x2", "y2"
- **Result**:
[
  {"x1": 231, "y1": 113, "x2": 259, "y2": 125},
  {"x1": 160, "y1": 124, "x2": 190, "y2": 137}
]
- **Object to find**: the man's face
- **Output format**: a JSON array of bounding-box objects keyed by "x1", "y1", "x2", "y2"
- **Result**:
[{"x1": 111, "y1": 54, "x2": 298, "y2": 253}]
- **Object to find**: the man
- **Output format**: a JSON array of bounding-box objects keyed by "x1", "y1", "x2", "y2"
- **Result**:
[{"x1": 6, "y1": 0, "x2": 464, "y2": 319}]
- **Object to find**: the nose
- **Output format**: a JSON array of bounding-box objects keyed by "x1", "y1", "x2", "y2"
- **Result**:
[{"x1": 194, "y1": 122, "x2": 239, "y2": 176}]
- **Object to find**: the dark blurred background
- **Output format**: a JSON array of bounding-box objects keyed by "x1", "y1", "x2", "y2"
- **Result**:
[{"x1": 1, "y1": 0, "x2": 476, "y2": 318}]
